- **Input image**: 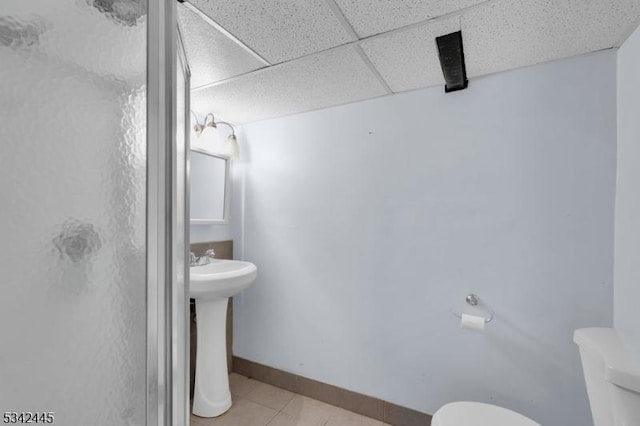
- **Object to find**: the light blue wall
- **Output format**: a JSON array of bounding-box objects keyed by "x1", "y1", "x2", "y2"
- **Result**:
[
  {"x1": 190, "y1": 222, "x2": 234, "y2": 244},
  {"x1": 231, "y1": 50, "x2": 617, "y2": 426},
  {"x1": 615, "y1": 24, "x2": 640, "y2": 363}
]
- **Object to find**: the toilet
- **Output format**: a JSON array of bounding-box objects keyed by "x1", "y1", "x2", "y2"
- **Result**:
[
  {"x1": 432, "y1": 328, "x2": 640, "y2": 425},
  {"x1": 432, "y1": 401, "x2": 539, "y2": 426}
]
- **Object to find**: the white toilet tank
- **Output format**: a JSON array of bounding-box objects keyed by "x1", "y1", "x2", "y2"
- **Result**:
[{"x1": 574, "y1": 328, "x2": 640, "y2": 426}]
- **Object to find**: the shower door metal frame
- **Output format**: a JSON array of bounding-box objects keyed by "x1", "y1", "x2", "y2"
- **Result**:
[
  {"x1": 147, "y1": 1, "x2": 181, "y2": 425},
  {"x1": 175, "y1": 23, "x2": 191, "y2": 426}
]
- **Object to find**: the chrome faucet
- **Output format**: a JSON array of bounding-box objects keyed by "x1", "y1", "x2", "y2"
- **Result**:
[{"x1": 190, "y1": 249, "x2": 215, "y2": 266}]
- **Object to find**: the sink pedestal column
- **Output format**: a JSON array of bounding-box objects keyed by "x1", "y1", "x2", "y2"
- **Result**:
[{"x1": 192, "y1": 298, "x2": 232, "y2": 418}]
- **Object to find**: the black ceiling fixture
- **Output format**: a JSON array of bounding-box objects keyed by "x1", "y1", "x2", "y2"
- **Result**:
[{"x1": 436, "y1": 31, "x2": 468, "y2": 93}]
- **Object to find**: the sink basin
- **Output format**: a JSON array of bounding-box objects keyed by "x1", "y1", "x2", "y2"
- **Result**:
[
  {"x1": 190, "y1": 259, "x2": 257, "y2": 300},
  {"x1": 190, "y1": 259, "x2": 257, "y2": 418}
]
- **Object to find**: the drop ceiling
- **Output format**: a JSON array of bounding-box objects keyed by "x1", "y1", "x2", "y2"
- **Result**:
[{"x1": 178, "y1": 0, "x2": 640, "y2": 124}]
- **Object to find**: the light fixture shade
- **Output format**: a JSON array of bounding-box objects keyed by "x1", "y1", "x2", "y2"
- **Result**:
[
  {"x1": 222, "y1": 134, "x2": 240, "y2": 160},
  {"x1": 198, "y1": 122, "x2": 219, "y2": 149}
]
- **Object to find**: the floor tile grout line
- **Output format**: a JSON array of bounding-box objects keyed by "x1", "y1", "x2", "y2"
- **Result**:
[
  {"x1": 239, "y1": 389, "x2": 296, "y2": 413},
  {"x1": 228, "y1": 373, "x2": 397, "y2": 425},
  {"x1": 264, "y1": 408, "x2": 279, "y2": 426}
]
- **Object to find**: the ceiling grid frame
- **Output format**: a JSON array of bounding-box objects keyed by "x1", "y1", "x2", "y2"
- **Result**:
[
  {"x1": 180, "y1": 0, "x2": 640, "y2": 123},
  {"x1": 188, "y1": 0, "x2": 495, "y2": 93},
  {"x1": 181, "y1": 0, "x2": 271, "y2": 66},
  {"x1": 187, "y1": 0, "x2": 357, "y2": 64},
  {"x1": 324, "y1": 0, "x2": 394, "y2": 94}
]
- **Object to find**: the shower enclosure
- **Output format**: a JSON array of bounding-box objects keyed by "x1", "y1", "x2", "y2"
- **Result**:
[{"x1": 0, "y1": 1, "x2": 188, "y2": 425}]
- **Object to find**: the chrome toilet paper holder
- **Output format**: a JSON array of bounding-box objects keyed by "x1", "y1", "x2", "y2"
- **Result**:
[{"x1": 453, "y1": 294, "x2": 494, "y2": 323}]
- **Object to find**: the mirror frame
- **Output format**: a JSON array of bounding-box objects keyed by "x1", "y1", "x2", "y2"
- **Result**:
[{"x1": 189, "y1": 147, "x2": 230, "y2": 225}]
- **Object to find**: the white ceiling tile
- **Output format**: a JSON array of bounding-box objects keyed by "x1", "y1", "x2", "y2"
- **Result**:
[
  {"x1": 187, "y1": 0, "x2": 357, "y2": 64},
  {"x1": 360, "y1": 17, "x2": 460, "y2": 93},
  {"x1": 334, "y1": 0, "x2": 486, "y2": 38},
  {"x1": 191, "y1": 47, "x2": 389, "y2": 124},
  {"x1": 463, "y1": 0, "x2": 640, "y2": 78},
  {"x1": 177, "y1": 4, "x2": 265, "y2": 88},
  {"x1": 184, "y1": 0, "x2": 640, "y2": 123}
]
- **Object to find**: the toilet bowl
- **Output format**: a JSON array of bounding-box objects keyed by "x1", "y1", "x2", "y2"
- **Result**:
[
  {"x1": 431, "y1": 328, "x2": 640, "y2": 426},
  {"x1": 432, "y1": 401, "x2": 540, "y2": 426}
]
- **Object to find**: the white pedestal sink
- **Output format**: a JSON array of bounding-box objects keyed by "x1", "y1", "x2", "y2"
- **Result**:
[{"x1": 190, "y1": 259, "x2": 257, "y2": 418}]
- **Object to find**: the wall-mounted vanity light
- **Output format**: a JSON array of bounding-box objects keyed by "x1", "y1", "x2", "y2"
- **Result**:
[{"x1": 191, "y1": 112, "x2": 239, "y2": 160}]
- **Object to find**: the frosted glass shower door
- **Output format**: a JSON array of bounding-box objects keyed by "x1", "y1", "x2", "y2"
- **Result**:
[{"x1": 0, "y1": 1, "x2": 179, "y2": 425}]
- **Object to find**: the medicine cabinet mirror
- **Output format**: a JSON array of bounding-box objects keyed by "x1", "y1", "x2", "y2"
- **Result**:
[{"x1": 190, "y1": 148, "x2": 230, "y2": 224}]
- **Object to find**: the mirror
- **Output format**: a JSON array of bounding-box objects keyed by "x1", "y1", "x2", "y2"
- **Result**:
[{"x1": 190, "y1": 148, "x2": 229, "y2": 224}]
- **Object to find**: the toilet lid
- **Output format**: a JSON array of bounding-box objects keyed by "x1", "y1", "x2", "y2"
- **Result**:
[{"x1": 432, "y1": 402, "x2": 540, "y2": 426}]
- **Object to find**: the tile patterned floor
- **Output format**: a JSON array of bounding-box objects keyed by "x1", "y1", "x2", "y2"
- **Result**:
[{"x1": 190, "y1": 373, "x2": 391, "y2": 426}]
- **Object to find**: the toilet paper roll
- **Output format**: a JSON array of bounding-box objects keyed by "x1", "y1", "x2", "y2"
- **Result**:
[{"x1": 460, "y1": 313, "x2": 485, "y2": 332}]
